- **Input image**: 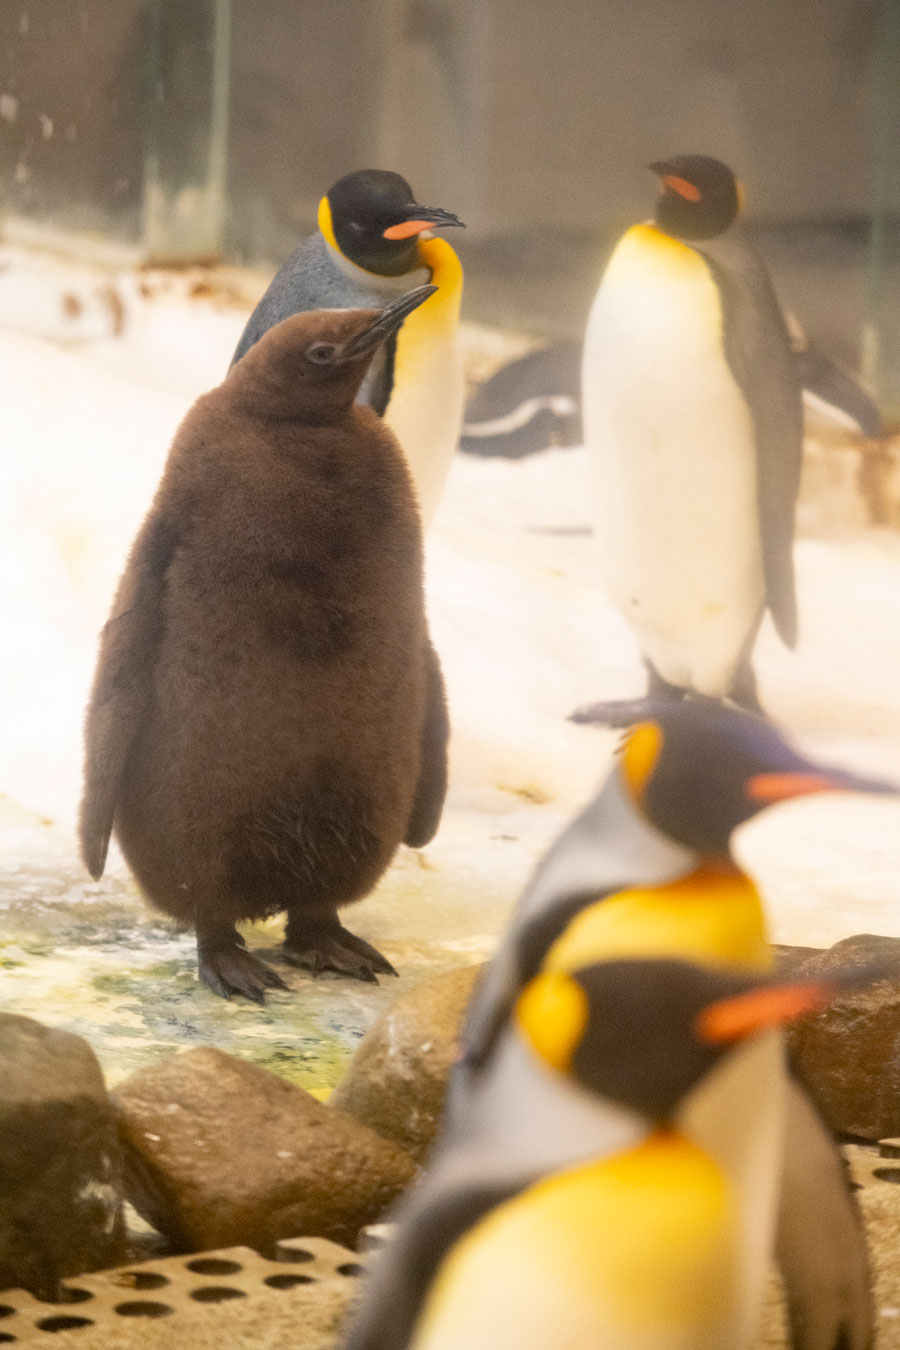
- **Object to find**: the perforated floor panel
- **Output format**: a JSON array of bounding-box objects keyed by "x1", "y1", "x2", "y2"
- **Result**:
[{"x1": 0, "y1": 1236, "x2": 366, "y2": 1344}]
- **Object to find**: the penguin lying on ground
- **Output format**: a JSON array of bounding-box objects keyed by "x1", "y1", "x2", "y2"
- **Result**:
[
  {"x1": 232, "y1": 169, "x2": 465, "y2": 525},
  {"x1": 459, "y1": 331, "x2": 879, "y2": 459},
  {"x1": 345, "y1": 956, "x2": 875, "y2": 1350},
  {"x1": 578, "y1": 155, "x2": 807, "y2": 725},
  {"x1": 80, "y1": 289, "x2": 449, "y2": 1001},
  {"x1": 346, "y1": 700, "x2": 894, "y2": 1350}
]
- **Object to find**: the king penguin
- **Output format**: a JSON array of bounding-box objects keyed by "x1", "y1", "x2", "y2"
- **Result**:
[
  {"x1": 344, "y1": 700, "x2": 893, "y2": 1350},
  {"x1": 344, "y1": 954, "x2": 874, "y2": 1350},
  {"x1": 232, "y1": 169, "x2": 465, "y2": 525},
  {"x1": 579, "y1": 155, "x2": 802, "y2": 725},
  {"x1": 79, "y1": 289, "x2": 450, "y2": 1001}
]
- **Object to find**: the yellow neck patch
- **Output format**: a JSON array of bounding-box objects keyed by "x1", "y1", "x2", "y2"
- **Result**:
[
  {"x1": 515, "y1": 971, "x2": 588, "y2": 1073},
  {"x1": 412, "y1": 235, "x2": 463, "y2": 323},
  {"x1": 317, "y1": 195, "x2": 338, "y2": 251},
  {"x1": 620, "y1": 721, "x2": 663, "y2": 801},
  {"x1": 543, "y1": 867, "x2": 772, "y2": 976}
]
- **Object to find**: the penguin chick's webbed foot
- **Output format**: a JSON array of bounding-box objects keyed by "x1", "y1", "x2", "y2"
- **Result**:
[
  {"x1": 283, "y1": 912, "x2": 398, "y2": 983},
  {"x1": 197, "y1": 926, "x2": 289, "y2": 1003}
]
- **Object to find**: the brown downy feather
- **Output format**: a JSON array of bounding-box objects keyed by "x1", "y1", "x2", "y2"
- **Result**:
[{"x1": 79, "y1": 304, "x2": 448, "y2": 985}]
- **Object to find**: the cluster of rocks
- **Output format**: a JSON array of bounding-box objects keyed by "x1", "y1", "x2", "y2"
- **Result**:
[{"x1": 3, "y1": 936, "x2": 900, "y2": 1301}]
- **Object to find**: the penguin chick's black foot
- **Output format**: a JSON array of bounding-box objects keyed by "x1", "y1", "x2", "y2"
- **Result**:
[
  {"x1": 283, "y1": 914, "x2": 398, "y2": 983},
  {"x1": 197, "y1": 932, "x2": 289, "y2": 1003}
]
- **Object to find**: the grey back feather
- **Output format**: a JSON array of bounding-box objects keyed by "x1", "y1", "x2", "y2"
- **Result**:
[{"x1": 698, "y1": 229, "x2": 803, "y2": 648}]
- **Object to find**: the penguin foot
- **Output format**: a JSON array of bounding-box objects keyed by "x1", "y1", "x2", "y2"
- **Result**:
[
  {"x1": 197, "y1": 943, "x2": 289, "y2": 1003},
  {"x1": 283, "y1": 924, "x2": 398, "y2": 984},
  {"x1": 568, "y1": 697, "x2": 662, "y2": 728}
]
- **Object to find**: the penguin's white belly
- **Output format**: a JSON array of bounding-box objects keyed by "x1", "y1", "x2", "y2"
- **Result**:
[
  {"x1": 384, "y1": 329, "x2": 464, "y2": 526},
  {"x1": 583, "y1": 234, "x2": 765, "y2": 696},
  {"x1": 678, "y1": 1031, "x2": 787, "y2": 1349}
]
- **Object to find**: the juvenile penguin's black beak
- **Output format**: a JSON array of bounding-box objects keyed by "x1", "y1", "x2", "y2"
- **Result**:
[
  {"x1": 340, "y1": 285, "x2": 438, "y2": 361},
  {"x1": 382, "y1": 205, "x2": 465, "y2": 239}
]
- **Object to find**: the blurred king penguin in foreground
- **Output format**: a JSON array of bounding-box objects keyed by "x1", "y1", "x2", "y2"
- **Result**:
[
  {"x1": 579, "y1": 156, "x2": 803, "y2": 725},
  {"x1": 80, "y1": 289, "x2": 449, "y2": 1001},
  {"x1": 344, "y1": 701, "x2": 894, "y2": 1350},
  {"x1": 232, "y1": 169, "x2": 465, "y2": 524}
]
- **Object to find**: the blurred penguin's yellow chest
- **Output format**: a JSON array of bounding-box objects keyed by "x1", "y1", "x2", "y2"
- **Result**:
[
  {"x1": 411, "y1": 1134, "x2": 742, "y2": 1350},
  {"x1": 543, "y1": 867, "x2": 773, "y2": 976}
]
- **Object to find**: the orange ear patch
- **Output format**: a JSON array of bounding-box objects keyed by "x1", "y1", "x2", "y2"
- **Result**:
[
  {"x1": 383, "y1": 220, "x2": 434, "y2": 240},
  {"x1": 663, "y1": 175, "x2": 702, "y2": 202}
]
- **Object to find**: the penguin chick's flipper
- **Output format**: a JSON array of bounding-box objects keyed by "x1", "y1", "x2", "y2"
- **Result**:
[
  {"x1": 777, "y1": 1077, "x2": 873, "y2": 1350},
  {"x1": 79, "y1": 505, "x2": 178, "y2": 880},
  {"x1": 569, "y1": 663, "x2": 688, "y2": 727},
  {"x1": 404, "y1": 640, "x2": 450, "y2": 849},
  {"x1": 283, "y1": 912, "x2": 398, "y2": 982},
  {"x1": 196, "y1": 920, "x2": 289, "y2": 1003}
]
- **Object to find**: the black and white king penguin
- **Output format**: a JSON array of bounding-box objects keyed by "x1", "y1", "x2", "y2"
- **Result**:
[
  {"x1": 232, "y1": 169, "x2": 465, "y2": 525},
  {"x1": 580, "y1": 155, "x2": 802, "y2": 724},
  {"x1": 344, "y1": 700, "x2": 895, "y2": 1350}
]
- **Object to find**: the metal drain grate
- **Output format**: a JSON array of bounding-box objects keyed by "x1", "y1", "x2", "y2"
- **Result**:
[{"x1": 0, "y1": 1236, "x2": 366, "y2": 1343}]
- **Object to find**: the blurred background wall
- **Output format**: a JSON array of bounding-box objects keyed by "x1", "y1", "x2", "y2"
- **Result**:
[{"x1": 1, "y1": 0, "x2": 898, "y2": 396}]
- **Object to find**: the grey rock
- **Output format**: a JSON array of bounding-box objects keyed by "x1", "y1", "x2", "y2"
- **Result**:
[
  {"x1": 331, "y1": 964, "x2": 484, "y2": 1161},
  {"x1": 785, "y1": 934, "x2": 900, "y2": 1140},
  {"x1": 114, "y1": 1047, "x2": 416, "y2": 1252},
  {"x1": 0, "y1": 1012, "x2": 125, "y2": 1298}
]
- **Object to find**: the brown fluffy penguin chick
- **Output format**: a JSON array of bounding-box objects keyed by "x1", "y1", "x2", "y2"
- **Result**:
[{"x1": 79, "y1": 287, "x2": 449, "y2": 1002}]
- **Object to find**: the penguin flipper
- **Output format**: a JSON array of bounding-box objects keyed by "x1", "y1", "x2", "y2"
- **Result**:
[
  {"x1": 699, "y1": 238, "x2": 803, "y2": 649},
  {"x1": 404, "y1": 640, "x2": 450, "y2": 849},
  {"x1": 342, "y1": 1170, "x2": 518, "y2": 1350},
  {"x1": 777, "y1": 1077, "x2": 873, "y2": 1350},
  {"x1": 78, "y1": 505, "x2": 177, "y2": 879}
]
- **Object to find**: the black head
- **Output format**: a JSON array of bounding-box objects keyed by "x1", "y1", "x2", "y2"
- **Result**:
[
  {"x1": 618, "y1": 699, "x2": 897, "y2": 860},
  {"x1": 226, "y1": 285, "x2": 436, "y2": 420},
  {"x1": 650, "y1": 155, "x2": 741, "y2": 241},
  {"x1": 321, "y1": 169, "x2": 464, "y2": 276},
  {"x1": 516, "y1": 956, "x2": 869, "y2": 1120}
]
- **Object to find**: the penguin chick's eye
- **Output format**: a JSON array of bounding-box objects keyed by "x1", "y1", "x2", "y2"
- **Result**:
[{"x1": 305, "y1": 342, "x2": 339, "y2": 365}]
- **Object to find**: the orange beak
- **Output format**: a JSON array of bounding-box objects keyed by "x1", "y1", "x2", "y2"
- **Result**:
[
  {"x1": 696, "y1": 981, "x2": 836, "y2": 1044},
  {"x1": 383, "y1": 219, "x2": 438, "y2": 240},
  {"x1": 745, "y1": 772, "x2": 845, "y2": 804},
  {"x1": 661, "y1": 174, "x2": 701, "y2": 202}
]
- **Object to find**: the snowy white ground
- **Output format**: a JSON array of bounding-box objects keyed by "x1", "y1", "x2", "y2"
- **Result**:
[{"x1": 1, "y1": 244, "x2": 899, "y2": 1090}]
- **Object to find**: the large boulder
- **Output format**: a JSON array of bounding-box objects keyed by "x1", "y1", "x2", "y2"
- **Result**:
[
  {"x1": 331, "y1": 964, "x2": 484, "y2": 1162},
  {"x1": 784, "y1": 934, "x2": 900, "y2": 1140},
  {"x1": 114, "y1": 1047, "x2": 416, "y2": 1252},
  {"x1": 0, "y1": 1013, "x2": 125, "y2": 1298}
]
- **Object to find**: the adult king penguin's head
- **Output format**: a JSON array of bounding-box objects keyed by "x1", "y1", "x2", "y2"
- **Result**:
[
  {"x1": 516, "y1": 956, "x2": 878, "y2": 1120},
  {"x1": 618, "y1": 700, "x2": 897, "y2": 859},
  {"x1": 649, "y1": 154, "x2": 741, "y2": 241},
  {"x1": 319, "y1": 169, "x2": 464, "y2": 277}
]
